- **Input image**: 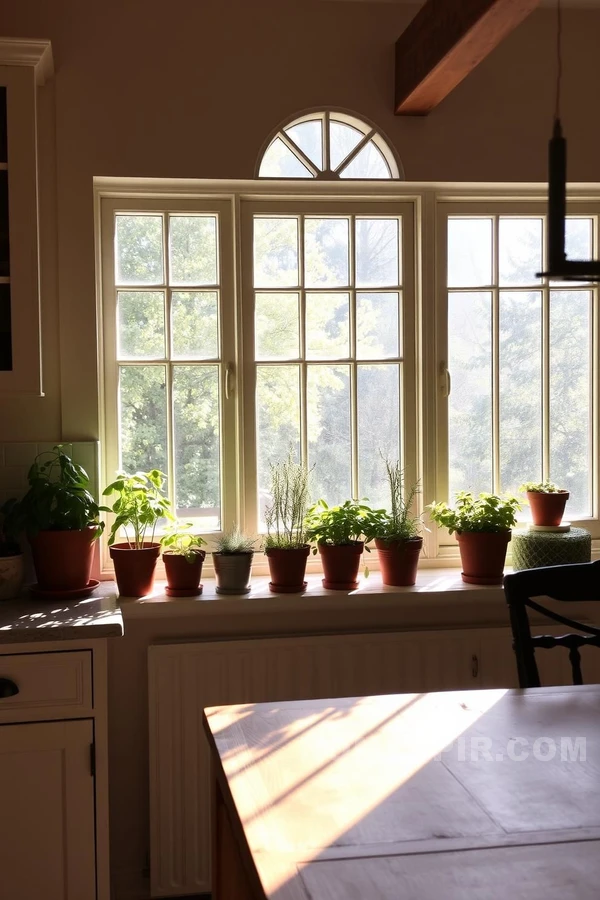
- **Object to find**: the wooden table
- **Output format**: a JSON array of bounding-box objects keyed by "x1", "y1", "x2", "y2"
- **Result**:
[{"x1": 204, "y1": 686, "x2": 600, "y2": 899}]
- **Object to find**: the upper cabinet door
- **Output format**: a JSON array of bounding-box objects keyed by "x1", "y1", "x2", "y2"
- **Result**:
[
  {"x1": 0, "y1": 718, "x2": 96, "y2": 900},
  {"x1": 0, "y1": 39, "x2": 53, "y2": 395}
]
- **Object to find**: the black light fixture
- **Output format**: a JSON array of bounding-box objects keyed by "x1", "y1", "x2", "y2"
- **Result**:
[{"x1": 538, "y1": 0, "x2": 600, "y2": 281}]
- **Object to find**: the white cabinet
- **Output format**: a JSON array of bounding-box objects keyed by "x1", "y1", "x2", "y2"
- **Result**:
[
  {"x1": 0, "y1": 719, "x2": 96, "y2": 900},
  {"x1": 0, "y1": 39, "x2": 53, "y2": 395},
  {"x1": 0, "y1": 642, "x2": 110, "y2": 900}
]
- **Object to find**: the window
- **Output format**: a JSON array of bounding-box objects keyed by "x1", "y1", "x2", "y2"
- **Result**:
[
  {"x1": 100, "y1": 199, "x2": 238, "y2": 533},
  {"x1": 258, "y1": 111, "x2": 401, "y2": 180},
  {"x1": 442, "y1": 205, "x2": 596, "y2": 525},
  {"x1": 241, "y1": 201, "x2": 415, "y2": 526}
]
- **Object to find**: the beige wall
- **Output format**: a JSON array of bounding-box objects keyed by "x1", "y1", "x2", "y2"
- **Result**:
[{"x1": 2, "y1": 0, "x2": 600, "y2": 892}]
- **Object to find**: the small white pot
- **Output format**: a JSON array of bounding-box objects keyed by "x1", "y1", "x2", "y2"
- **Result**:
[{"x1": 0, "y1": 554, "x2": 24, "y2": 600}]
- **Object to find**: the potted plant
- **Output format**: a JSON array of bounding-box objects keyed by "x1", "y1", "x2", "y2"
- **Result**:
[
  {"x1": 363, "y1": 459, "x2": 424, "y2": 587},
  {"x1": 160, "y1": 520, "x2": 206, "y2": 597},
  {"x1": 428, "y1": 491, "x2": 521, "y2": 585},
  {"x1": 212, "y1": 526, "x2": 256, "y2": 595},
  {"x1": 0, "y1": 499, "x2": 24, "y2": 600},
  {"x1": 520, "y1": 480, "x2": 569, "y2": 527},
  {"x1": 263, "y1": 451, "x2": 311, "y2": 593},
  {"x1": 104, "y1": 469, "x2": 172, "y2": 597},
  {"x1": 6, "y1": 445, "x2": 105, "y2": 594},
  {"x1": 304, "y1": 498, "x2": 377, "y2": 590}
]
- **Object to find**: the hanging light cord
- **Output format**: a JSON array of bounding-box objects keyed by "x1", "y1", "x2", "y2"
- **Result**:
[{"x1": 555, "y1": 0, "x2": 563, "y2": 121}]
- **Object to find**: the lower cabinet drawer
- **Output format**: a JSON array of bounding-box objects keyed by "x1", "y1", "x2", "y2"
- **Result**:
[{"x1": 0, "y1": 650, "x2": 93, "y2": 722}]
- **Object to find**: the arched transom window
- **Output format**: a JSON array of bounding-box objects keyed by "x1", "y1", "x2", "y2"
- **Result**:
[{"x1": 258, "y1": 111, "x2": 401, "y2": 180}]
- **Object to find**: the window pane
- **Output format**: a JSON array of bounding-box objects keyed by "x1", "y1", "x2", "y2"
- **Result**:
[
  {"x1": 448, "y1": 292, "x2": 493, "y2": 497},
  {"x1": 550, "y1": 217, "x2": 593, "y2": 287},
  {"x1": 306, "y1": 293, "x2": 349, "y2": 359},
  {"x1": 117, "y1": 292, "x2": 165, "y2": 359},
  {"x1": 499, "y1": 217, "x2": 542, "y2": 286},
  {"x1": 339, "y1": 141, "x2": 390, "y2": 179},
  {"x1": 329, "y1": 121, "x2": 364, "y2": 171},
  {"x1": 115, "y1": 215, "x2": 164, "y2": 285},
  {"x1": 307, "y1": 365, "x2": 351, "y2": 503},
  {"x1": 169, "y1": 216, "x2": 218, "y2": 286},
  {"x1": 550, "y1": 290, "x2": 591, "y2": 517},
  {"x1": 254, "y1": 218, "x2": 299, "y2": 288},
  {"x1": 355, "y1": 219, "x2": 400, "y2": 288},
  {"x1": 255, "y1": 292, "x2": 299, "y2": 360},
  {"x1": 173, "y1": 366, "x2": 221, "y2": 530},
  {"x1": 499, "y1": 292, "x2": 542, "y2": 494},
  {"x1": 285, "y1": 120, "x2": 323, "y2": 169},
  {"x1": 356, "y1": 292, "x2": 400, "y2": 359},
  {"x1": 447, "y1": 218, "x2": 492, "y2": 288},
  {"x1": 119, "y1": 366, "x2": 167, "y2": 476},
  {"x1": 256, "y1": 366, "x2": 300, "y2": 522},
  {"x1": 304, "y1": 217, "x2": 349, "y2": 288},
  {"x1": 358, "y1": 365, "x2": 400, "y2": 509},
  {"x1": 258, "y1": 137, "x2": 313, "y2": 178},
  {"x1": 171, "y1": 292, "x2": 219, "y2": 360}
]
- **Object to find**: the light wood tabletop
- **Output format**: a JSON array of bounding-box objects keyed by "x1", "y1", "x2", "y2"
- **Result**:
[{"x1": 203, "y1": 685, "x2": 600, "y2": 899}]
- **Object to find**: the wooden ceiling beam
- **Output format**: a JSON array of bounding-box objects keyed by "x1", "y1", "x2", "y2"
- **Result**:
[{"x1": 395, "y1": 0, "x2": 540, "y2": 116}]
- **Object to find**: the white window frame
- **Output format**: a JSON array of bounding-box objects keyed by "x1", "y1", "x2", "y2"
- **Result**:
[{"x1": 95, "y1": 180, "x2": 600, "y2": 575}]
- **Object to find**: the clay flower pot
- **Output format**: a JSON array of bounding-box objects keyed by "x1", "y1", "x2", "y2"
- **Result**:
[
  {"x1": 456, "y1": 531, "x2": 511, "y2": 585},
  {"x1": 375, "y1": 537, "x2": 423, "y2": 587},
  {"x1": 0, "y1": 553, "x2": 24, "y2": 600},
  {"x1": 110, "y1": 542, "x2": 160, "y2": 597},
  {"x1": 162, "y1": 550, "x2": 205, "y2": 597},
  {"x1": 265, "y1": 545, "x2": 310, "y2": 593},
  {"x1": 29, "y1": 527, "x2": 97, "y2": 591},
  {"x1": 318, "y1": 541, "x2": 364, "y2": 590},
  {"x1": 212, "y1": 552, "x2": 253, "y2": 595},
  {"x1": 527, "y1": 491, "x2": 569, "y2": 527}
]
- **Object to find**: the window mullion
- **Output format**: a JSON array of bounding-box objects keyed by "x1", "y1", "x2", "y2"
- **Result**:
[
  {"x1": 349, "y1": 215, "x2": 359, "y2": 500},
  {"x1": 492, "y1": 216, "x2": 501, "y2": 493},
  {"x1": 299, "y1": 215, "x2": 308, "y2": 467},
  {"x1": 163, "y1": 212, "x2": 176, "y2": 511},
  {"x1": 542, "y1": 281, "x2": 550, "y2": 480}
]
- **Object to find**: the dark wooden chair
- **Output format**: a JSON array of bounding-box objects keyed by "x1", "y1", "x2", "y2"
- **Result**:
[{"x1": 503, "y1": 561, "x2": 600, "y2": 688}]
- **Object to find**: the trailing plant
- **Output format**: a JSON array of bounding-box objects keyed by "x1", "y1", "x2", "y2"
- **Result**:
[
  {"x1": 519, "y1": 480, "x2": 565, "y2": 493},
  {"x1": 7, "y1": 445, "x2": 106, "y2": 537},
  {"x1": 363, "y1": 458, "x2": 424, "y2": 544},
  {"x1": 263, "y1": 450, "x2": 311, "y2": 550},
  {"x1": 160, "y1": 520, "x2": 206, "y2": 562},
  {"x1": 428, "y1": 491, "x2": 521, "y2": 535},
  {"x1": 304, "y1": 498, "x2": 377, "y2": 548},
  {"x1": 103, "y1": 469, "x2": 172, "y2": 549},
  {"x1": 213, "y1": 526, "x2": 256, "y2": 554}
]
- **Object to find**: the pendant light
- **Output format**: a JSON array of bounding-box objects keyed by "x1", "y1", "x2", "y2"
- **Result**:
[{"x1": 539, "y1": 0, "x2": 600, "y2": 281}]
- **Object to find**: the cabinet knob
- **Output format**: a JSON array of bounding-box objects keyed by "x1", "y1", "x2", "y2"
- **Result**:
[
  {"x1": 471, "y1": 654, "x2": 479, "y2": 679},
  {"x1": 0, "y1": 678, "x2": 19, "y2": 698}
]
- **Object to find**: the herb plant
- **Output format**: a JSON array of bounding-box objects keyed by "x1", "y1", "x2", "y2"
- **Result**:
[
  {"x1": 213, "y1": 526, "x2": 255, "y2": 554},
  {"x1": 263, "y1": 450, "x2": 311, "y2": 550},
  {"x1": 428, "y1": 491, "x2": 521, "y2": 535},
  {"x1": 304, "y1": 498, "x2": 377, "y2": 548},
  {"x1": 519, "y1": 480, "x2": 565, "y2": 493},
  {"x1": 103, "y1": 469, "x2": 172, "y2": 548},
  {"x1": 362, "y1": 458, "x2": 423, "y2": 544},
  {"x1": 160, "y1": 520, "x2": 206, "y2": 562},
  {"x1": 7, "y1": 445, "x2": 106, "y2": 537}
]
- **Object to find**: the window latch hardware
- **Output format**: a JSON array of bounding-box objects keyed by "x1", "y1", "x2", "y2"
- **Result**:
[
  {"x1": 225, "y1": 363, "x2": 234, "y2": 401},
  {"x1": 440, "y1": 365, "x2": 451, "y2": 398}
]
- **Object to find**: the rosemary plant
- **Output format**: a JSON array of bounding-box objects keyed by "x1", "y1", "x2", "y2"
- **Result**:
[
  {"x1": 213, "y1": 526, "x2": 256, "y2": 554},
  {"x1": 363, "y1": 458, "x2": 423, "y2": 544},
  {"x1": 263, "y1": 451, "x2": 311, "y2": 550}
]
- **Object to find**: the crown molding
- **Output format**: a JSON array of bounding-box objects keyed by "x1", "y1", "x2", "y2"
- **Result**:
[{"x1": 0, "y1": 39, "x2": 53, "y2": 85}]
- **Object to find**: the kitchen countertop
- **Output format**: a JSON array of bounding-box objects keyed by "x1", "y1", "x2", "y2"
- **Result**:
[{"x1": 0, "y1": 581, "x2": 123, "y2": 643}]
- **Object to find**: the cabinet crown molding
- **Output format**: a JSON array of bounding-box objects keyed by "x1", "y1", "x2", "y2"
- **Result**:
[{"x1": 0, "y1": 38, "x2": 53, "y2": 85}]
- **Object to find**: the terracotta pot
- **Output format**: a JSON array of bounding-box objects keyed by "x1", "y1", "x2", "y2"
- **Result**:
[
  {"x1": 265, "y1": 545, "x2": 310, "y2": 593},
  {"x1": 319, "y1": 541, "x2": 364, "y2": 590},
  {"x1": 28, "y1": 527, "x2": 97, "y2": 591},
  {"x1": 456, "y1": 531, "x2": 511, "y2": 585},
  {"x1": 0, "y1": 554, "x2": 24, "y2": 600},
  {"x1": 527, "y1": 491, "x2": 569, "y2": 527},
  {"x1": 212, "y1": 551, "x2": 253, "y2": 595},
  {"x1": 375, "y1": 537, "x2": 423, "y2": 587},
  {"x1": 110, "y1": 542, "x2": 160, "y2": 597},
  {"x1": 163, "y1": 550, "x2": 205, "y2": 597}
]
